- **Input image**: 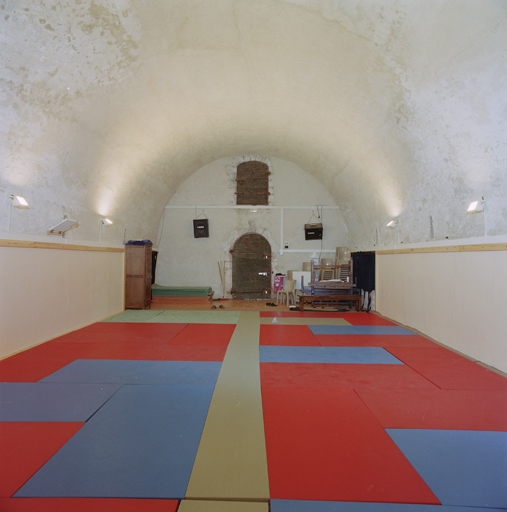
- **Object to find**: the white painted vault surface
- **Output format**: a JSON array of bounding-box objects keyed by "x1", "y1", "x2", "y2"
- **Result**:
[{"x1": 1, "y1": 0, "x2": 506, "y2": 247}]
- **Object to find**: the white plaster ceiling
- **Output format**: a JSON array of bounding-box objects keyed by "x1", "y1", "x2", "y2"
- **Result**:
[{"x1": 1, "y1": 0, "x2": 506, "y2": 246}]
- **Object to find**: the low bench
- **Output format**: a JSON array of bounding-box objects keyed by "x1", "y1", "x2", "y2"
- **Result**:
[{"x1": 299, "y1": 293, "x2": 362, "y2": 312}]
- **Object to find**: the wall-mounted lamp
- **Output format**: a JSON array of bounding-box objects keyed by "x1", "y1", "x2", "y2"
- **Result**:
[
  {"x1": 467, "y1": 198, "x2": 485, "y2": 214},
  {"x1": 48, "y1": 218, "x2": 79, "y2": 236},
  {"x1": 99, "y1": 218, "x2": 113, "y2": 241},
  {"x1": 10, "y1": 195, "x2": 29, "y2": 209},
  {"x1": 467, "y1": 197, "x2": 487, "y2": 236},
  {"x1": 386, "y1": 219, "x2": 400, "y2": 245},
  {"x1": 250, "y1": 208, "x2": 258, "y2": 213},
  {"x1": 7, "y1": 194, "x2": 30, "y2": 232}
]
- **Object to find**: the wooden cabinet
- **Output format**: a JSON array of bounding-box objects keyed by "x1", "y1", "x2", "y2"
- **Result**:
[{"x1": 125, "y1": 244, "x2": 152, "y2": 309}]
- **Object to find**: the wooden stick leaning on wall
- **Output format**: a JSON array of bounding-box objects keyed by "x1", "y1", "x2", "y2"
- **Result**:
[{"x1": 218, "y1": 261, "x2": 226, "y2": 298}]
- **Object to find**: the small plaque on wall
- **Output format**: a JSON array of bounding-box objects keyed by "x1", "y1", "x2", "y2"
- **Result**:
[{"x1": 193, "y1": 218, "x2": 209, "y2": 238}]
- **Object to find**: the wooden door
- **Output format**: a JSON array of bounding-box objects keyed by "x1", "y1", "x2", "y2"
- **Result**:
[{"x1": 231, "y1": 234, "x2": 271, "y2": 299}]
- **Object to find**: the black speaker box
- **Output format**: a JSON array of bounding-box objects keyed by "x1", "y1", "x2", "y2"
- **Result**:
[
  {"x1": 305, "y1": 223, "x2": 323, "y2": 240},
  {"x1": 193, "y1": 219, "x2": 209, "y2": 238}
]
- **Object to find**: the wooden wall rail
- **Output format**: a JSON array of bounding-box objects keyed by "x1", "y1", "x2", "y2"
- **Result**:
[
  {"x1": 0, "y1": 239, "x2": 124, "y2": 253},
  {"x1": 377, "y1": 243, "x2": 507, "y2": 255}
]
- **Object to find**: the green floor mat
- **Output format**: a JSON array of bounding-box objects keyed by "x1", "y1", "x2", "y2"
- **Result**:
[
  {"x1": 102, "y1": 310, "x2": 166, "y2": 322},
  {"x1": 151, "y1": 310, "x2": 240, "y2": 324},
  {"x1": 151, "y1": 284, "x2": 213, "y2": 297}
]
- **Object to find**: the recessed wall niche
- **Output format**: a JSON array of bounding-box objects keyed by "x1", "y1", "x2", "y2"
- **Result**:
[
  {"x1": 236, "y1": 160, "x2": 270, "y2": 205},
  {"x1": 227, "y1": 156, "x2": 274, "y2": 206}
]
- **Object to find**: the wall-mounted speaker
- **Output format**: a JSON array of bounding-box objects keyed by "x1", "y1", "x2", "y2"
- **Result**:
[
  {"x1": 305, "y1": 222, "x2": 323, "y2": 240},
  {"x1": 193, "y1": 218, "x2": 209, "y2": 238}
]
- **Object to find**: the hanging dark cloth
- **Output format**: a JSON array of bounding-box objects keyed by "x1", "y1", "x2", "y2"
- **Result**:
[
  {"x1": 151, "y1": 250, "x2": 158, "y2": 285},
  {"x1": 352, "y1": 251, "x2": 375, "y2": 292}
]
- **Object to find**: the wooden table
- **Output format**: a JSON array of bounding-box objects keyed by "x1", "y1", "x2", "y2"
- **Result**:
[{"x1": 299, "y1": 293, "x2": 362, "y2": 312}]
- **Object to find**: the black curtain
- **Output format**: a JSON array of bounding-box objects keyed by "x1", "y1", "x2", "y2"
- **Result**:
[
  {"x1": 352, "y1": 251, "x2": 375, "y2": 292},
  {"x1": 151, "y1": 250, "x2": 158, "y2": 285}
]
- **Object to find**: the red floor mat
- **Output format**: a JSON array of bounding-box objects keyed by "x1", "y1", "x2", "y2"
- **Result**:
[
  {"x1": 169, "y1": 323, "x2": 236, "y2": 345},
  {"x1": 260, "y1": 311, "x2": 345, "y2": 318},
  {"x1": 0, "y1": 422, "x2": 83, "y2": 497},
  {"x1": 338, "y1": 313, "x2": 397, "y2": 326},
  {"x1": 260, "y1": 312, "x2": 396, "y2": 325},
  {"x1": 387, "y1": 347, "x2": 507, "y2": 391},
  {"x1": 260, "y1": 325, "x2": 320, "y2": 346},
  {"x1": 316, "y1": 334, "x2": 435, "y2": 348},
  {"x1": 262, "y1": 386, "x2": 439, "y2": 504},
  {"x1": 83, "y1": 341, "x2": 176, "y2": 360},
  {"x1": 84, "y1": 342, "x2": 228, "y2": 361},
  {"x1": 357, "y1": 387, "x2": 507, "y2": 431},
  {"x1": 261, "y1": 363, "x2": 438, "y2": 390},
  {"x1": 0, "y1": 498, "x2": 178, "y2": 511},
  {"x1": 0, "y1": 342, "x2": 100, "y2": 382},
  {"x1": 0, "y1": 323, "x2": 191, "y2": 382},
  {"x1": 0, "y1": 323, "x2": 232, "y2": 381},
  {"x1": 51, "y1": 322, "x2": 188, "y2": 344}
]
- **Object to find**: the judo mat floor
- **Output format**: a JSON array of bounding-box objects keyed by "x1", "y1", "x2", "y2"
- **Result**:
[{"x1": 1, "y1": 306, "x2": 506, "y2": 512}]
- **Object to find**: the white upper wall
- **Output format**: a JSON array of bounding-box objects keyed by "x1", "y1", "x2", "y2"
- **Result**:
[
  {"x1": 156, "y1": 156, "x2": 347, "y2": 293},
  {"x1": 1, "y1": 0, "x2": 506, "y2": 248}
]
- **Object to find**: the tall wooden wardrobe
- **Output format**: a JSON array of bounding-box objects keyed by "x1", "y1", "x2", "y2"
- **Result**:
[{"x1": 125, "y1": 243, "x2": 152, "y2": 309}]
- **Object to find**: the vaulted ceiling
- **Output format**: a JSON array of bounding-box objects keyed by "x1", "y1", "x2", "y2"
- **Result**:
[{"x1": 1, "y1": 0, "x2": 506, "y2": 247}]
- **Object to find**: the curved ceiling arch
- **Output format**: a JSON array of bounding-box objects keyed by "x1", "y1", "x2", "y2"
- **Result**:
[
  {"x1": 1, "y1": 0, "x2": 505, "y2": 245},
  {"x1": 84, "y1": 0, "x2": 409, "y2": 226}
]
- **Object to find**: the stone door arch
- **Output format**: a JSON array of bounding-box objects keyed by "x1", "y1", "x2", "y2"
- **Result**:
[{"x1": 230, "y1": 233, "x2": 271, "y2": 299}]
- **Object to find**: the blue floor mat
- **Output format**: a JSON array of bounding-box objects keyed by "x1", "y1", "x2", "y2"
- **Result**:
[
  {"x1": 309, "y1": 325, "x2": 417, "y2": 335},
  {"x1": 386, "y1": 429, "x2": 507, "y2": 508},
  {"x1": 15, "y1": 384, "x2": 215, "y2": 499},
  {"x1": 259, "y1": 346, "x2": 403, "y2": 364},
  {"x1": 271, "y1": 500, "x2": 507, "y2": 512},
  {"x1": 0, "y1": 382, "x2": 121, "y2": 422},
  {"x1": 41, "y1": 359, "x2": 222, "y2": 385}
]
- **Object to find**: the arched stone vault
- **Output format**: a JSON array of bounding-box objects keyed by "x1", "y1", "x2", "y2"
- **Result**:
[{"x1": 1, "y1": 0, "x2": 506, "y2": 246}]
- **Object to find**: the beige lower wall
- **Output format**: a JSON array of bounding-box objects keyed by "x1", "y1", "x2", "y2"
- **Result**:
[
  {"x1": 0, "y1": 243, "x2": 125, "y2": 359},
  {"x1": 376, "y1": 247, "x2": 507, "y2": 374}
]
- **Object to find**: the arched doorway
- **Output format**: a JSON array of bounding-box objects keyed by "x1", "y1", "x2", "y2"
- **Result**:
[{"x1": 230, "y1": 233, "x2": 271, "y2": 299}]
